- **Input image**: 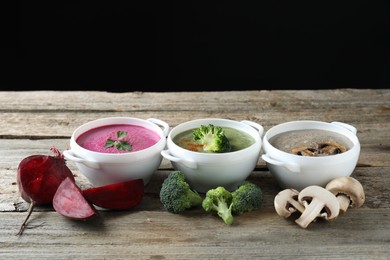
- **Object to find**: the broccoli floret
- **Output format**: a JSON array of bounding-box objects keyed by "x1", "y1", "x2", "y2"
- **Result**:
[
  {"x1": 192, "y1": 124, "x2": 231, "y2": 153},
  {"x1": 231, "y1": 181, "x2": 263, "y2": 215},
  {"x1": 202, "y1": 187, "x2": 234, "y2": 225},
  {"x1": 160, "y1": 171, "x2": 203, "y2": 213}
]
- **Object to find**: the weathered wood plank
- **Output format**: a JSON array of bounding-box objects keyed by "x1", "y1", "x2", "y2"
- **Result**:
[
  {"x1": 1, "y1": 89, "x2": 389, "y2": 136},
  {"x1": 1, "y1": 110, "x2": 389, "y2": 141},
  {"x1": 1, "y1": 209, "x2": 389, "y2": 259},
  {"x1": 0, "y1": 89, "x2": 388, "y2": 112}
]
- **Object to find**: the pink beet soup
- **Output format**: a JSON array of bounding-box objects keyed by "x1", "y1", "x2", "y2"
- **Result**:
[{"x1": 76, "y1": 124, "x2": 160, "y2": 153}]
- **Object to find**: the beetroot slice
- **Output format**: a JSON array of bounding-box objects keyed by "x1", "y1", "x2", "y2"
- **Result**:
[
  {"x1": 82, "y1": 179, "x2": 144, "y2": 210},
  {"x1": 53, "y1": 177, "x2": 97, "y2": 220}
]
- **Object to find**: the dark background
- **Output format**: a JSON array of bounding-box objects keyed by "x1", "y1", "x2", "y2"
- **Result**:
[{"x1": 2, "y1": 1, "x2": 389, "y2": 92}]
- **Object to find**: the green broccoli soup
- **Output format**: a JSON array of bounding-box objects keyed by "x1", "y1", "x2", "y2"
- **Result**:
[{"x1": 173, "y1": 127, "x2": 255, "y2": 153}]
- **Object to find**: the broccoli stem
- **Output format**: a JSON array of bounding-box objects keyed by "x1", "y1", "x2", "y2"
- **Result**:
[
  {"x1": 187, "y1": 189, "x2": 203, "y2": 206},
  {"x1": 214, "y1": 199, "x2": 233, "y2": 225}
]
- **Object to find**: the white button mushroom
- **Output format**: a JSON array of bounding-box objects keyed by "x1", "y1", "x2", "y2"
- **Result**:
[
  {"x1": 295, "y1": 186, "x2": 340, "y2": 228},
  {"x1": 274, "y1": 188, "x2": 305, "y2": 218},
  {"x1": 325, "y1": 176, "x2": 365, "y2": 214}
]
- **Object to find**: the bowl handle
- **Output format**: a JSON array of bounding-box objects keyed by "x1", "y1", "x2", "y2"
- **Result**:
[
  {"x1": 261, "y1": 154, "x2": 301, "y2": 173},
  {"x1": 63, "y1": 150, "x2": 101, "y2": 169},
  {"x1": 241, "y1": 120, "x2": 264, "y2": 137},
  {"x1": 161, "y1": 150, "x2": 198, "y2": 169},
  {"x1": 147, "y1": 118, "x2": 170, "y2": 137},
  {"x1": 331, "y1": 121, "x2": 357, "y2": 135}
]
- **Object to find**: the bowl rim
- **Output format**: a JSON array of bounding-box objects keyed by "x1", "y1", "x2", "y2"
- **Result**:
[
  {"x1": 167, "y1": 117, "x2": 262, "y2": 157},
  {"x1": 70, "y1": 117, "x2": 167, "y2": 158},
  {"x1": 263, "y1": 120, "x2": 360, "y2": 160}
]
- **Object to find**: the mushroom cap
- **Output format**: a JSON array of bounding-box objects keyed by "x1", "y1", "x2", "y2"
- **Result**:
[
  {"x1": 298, "y1": 185, "x2": 340, "y2": 220},
  {"x1": 326, "y1": 176, "x2": 365, "y2": 208},
  {"x1": 274, "y1": 188, "x2": 302, "y2": 217}
]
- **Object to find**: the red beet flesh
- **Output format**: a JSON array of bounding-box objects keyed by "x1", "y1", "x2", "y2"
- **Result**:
[
  {"x1": 83, "y1": 179, "x2": 144, "y2": 210},
  {"x1": 53, "y1": 177, "x2": 97, "y2": 219}
]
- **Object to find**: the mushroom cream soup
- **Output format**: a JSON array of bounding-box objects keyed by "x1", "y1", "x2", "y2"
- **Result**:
[
  {"x1": 173, "y1": 127, "x2": 255, "y2": 152},
  {"x1": 269, "y1": 129, "x2": 352, "y2": 156},
  {"x1": 77, "y1": 124, "x2": 160, "y2": 153}
]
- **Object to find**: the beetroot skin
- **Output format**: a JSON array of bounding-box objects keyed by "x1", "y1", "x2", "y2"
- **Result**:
[
  {"x1": 82, "y1": 179, "x2": 144, "y2": 210},
  {"x1": 53, "y1": 177, "x2": 97, "y2": 220}
]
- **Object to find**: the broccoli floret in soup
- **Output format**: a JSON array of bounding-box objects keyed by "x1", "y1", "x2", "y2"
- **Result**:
[{"x1": 192, "y1": 124, "x2": 231, "y2": 153}]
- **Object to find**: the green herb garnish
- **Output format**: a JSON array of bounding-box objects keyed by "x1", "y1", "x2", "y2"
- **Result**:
[
  {"x1": 116, "y1": 131, "x2": 127, "y2": 139},
  {"x1": 104, "y1": 131, "x2": 133, "y2": 151}
]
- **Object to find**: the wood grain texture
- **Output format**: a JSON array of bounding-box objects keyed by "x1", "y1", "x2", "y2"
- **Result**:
[
  {"x1": 1, "y1": 209, "x2": 389, "y2": 259},
  {"x1": 0, "y1": 89, "x2": 389, "y2": 259}
]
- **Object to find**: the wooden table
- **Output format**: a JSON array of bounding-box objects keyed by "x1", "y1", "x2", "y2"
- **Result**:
[{"x1": 1, "y1": 89, "x2": 389, "y2": 259}]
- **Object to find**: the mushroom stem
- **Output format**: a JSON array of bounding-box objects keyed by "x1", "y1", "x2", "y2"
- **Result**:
[
  {"x1": 274, "y1": 189, "x2": 306, "y2": 218},
  {"x1": 295, "y1": 199, "x2": 326, "y2": 228},
  {"x1": 336, "y1": 194, "x2": 351, "y2": 213},
  {"x1": 325, "y1": 176, "x2": 365, "y2": 214},
  {"x1": 289, "y1": 199, "x2": 305, "y2": 213},
  {"x1": 295, "y1": 186, "x2": 340, "y2": 229}
]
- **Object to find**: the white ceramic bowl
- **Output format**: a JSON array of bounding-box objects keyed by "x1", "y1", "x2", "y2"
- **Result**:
[
  {"x1": 63, "y1": 117, "x2": 169, "y2": 187},
  {"x1": 262, "y1": 121, "x2": 360, "y2": 190},
  {"x1": 161, "y1": 118, "x2": 263, "y2": 193}
]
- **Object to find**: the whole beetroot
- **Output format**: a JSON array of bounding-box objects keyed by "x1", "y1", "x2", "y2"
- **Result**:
[{"x1": 16, "y1": 147, "x2": 75, "y2": 235}]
